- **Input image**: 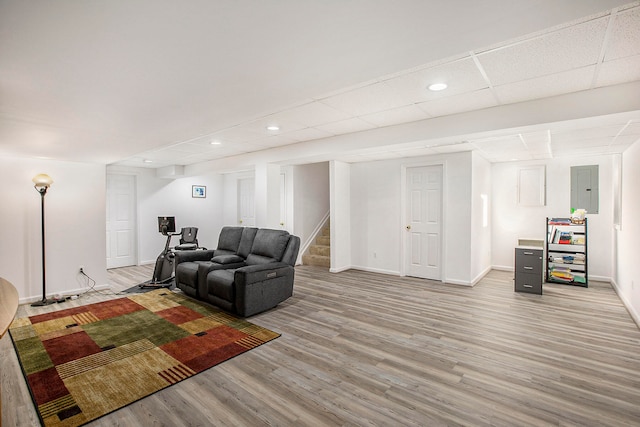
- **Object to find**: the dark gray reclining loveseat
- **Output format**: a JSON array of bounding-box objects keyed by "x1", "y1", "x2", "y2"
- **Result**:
[{"x1": 174, "y1": 226, "x2": 300, "y2": 317}]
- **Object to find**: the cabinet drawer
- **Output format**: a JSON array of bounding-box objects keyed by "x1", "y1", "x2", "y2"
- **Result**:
[
  {"x1": 515, "y1": 249, "x2": 543, "y2": 274},
  {"x1": 515, "y1": 271, "x2": 542, "y2": 294}
]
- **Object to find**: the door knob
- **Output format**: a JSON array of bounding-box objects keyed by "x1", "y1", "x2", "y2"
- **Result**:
[{"x1": 406, "y1": 225, "x2": 411, "y2": 230}]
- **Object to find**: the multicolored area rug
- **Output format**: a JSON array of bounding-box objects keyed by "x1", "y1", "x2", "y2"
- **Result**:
[{"x1": 9, "y1": 289, "x2": 280, "y2": 427}]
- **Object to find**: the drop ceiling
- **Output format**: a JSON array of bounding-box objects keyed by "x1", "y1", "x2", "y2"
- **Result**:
[{"x1": 1, "y1": 1, "x2": 639, "y2": 171}]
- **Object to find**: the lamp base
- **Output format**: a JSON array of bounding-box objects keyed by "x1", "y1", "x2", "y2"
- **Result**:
[{"x1": 31, "y1": 298, "x2": 57, "y2": 307}]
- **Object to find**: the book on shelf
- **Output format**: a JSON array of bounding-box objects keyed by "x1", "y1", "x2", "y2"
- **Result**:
[
  {"x1": 548, "y1": 218, "x2": 572, "y2": 225},
  {"x1": 572, "y1": 236, "x2": 585, "y2": 245},
  {"x1": 558, "y1": 231, "x2": 572, "y2": 244}
]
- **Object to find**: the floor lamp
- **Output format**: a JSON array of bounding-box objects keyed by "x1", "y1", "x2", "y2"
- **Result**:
[{"x1": 32, "y1": 173, "x2": 55, "y2": 307}]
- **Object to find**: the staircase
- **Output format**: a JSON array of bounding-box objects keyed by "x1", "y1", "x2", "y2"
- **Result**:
[{"x1": 302, "y1": 222, "x2": 330, "y2": 268}]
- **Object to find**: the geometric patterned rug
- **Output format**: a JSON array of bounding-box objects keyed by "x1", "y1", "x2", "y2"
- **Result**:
[{"x1": 9, "y1": 289, "x2": 280, "y2": 427}]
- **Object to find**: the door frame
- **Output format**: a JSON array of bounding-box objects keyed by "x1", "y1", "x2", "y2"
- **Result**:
[{"x1": 400, "y1": 160, "x2": 447, "y2": 281}]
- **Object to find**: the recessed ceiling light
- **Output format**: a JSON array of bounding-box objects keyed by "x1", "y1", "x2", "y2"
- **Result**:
[
  {"x1": 428, "y1": 83, "x2": 448, "y2": 91},
  {"x1": 210, "y1": 141, "x2": 221, "y2": 145},
  {"x1": 266, "y1": 125, "x2": 280, "y2": 131},
  {"x1": 143, "y1": 159, "x2": 153, "y2": 163}
]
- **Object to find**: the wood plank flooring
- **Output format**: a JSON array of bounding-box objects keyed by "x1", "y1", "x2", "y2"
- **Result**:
[{"x1": 2, "y1": 265, "x2": 640, "y2": 426}]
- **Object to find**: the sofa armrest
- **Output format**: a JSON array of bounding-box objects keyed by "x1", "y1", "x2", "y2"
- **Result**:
[
  {"x1": 233, "y1": 263, "x2": 295, "y2": 317},
  {"x1": 174, "y1": 249, "x2": 215, "y2": 265}
]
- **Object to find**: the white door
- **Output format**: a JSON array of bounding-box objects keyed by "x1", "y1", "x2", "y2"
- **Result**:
[
  {"x1": 405, "y1": 165, "x2": 443, "y2": 280},
  {"x1": 106, "y1": 174, "x2": 137, "y2": 268},
  {"x1": 238, "y1": 178, "x2": 255, "y2": 226}
]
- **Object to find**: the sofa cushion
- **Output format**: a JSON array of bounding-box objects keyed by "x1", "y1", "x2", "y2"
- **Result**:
[
  {"x1": 176, "y1": 262, "x2": 199, "y2": 287},
  {"x1": 208, "y1": 269, "x2": 236, "y2": 302},
  {"x1": 237, "y1": 227, "x2": 258, "y2": 258},
  {"x1": 216, "y1": 227, "x2": 244, "y2": 252},
  {"x1": 247, "y1": 229, "x2": 290, "y2": 264},
  {"x1": 211, "y1": 254, "x2": 245, "y2": 265}
]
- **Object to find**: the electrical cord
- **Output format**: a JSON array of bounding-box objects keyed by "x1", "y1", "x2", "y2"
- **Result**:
[{"x1": 78, "y1": 269, "x2": 121, "y2": 297}]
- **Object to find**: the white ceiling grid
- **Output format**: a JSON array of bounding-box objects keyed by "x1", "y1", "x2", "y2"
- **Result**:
[
  {"x1": 113, "y1": 2, "x2": 640, "y2": 167},
  {"x1": 1, "y1": 2, "x2": 638, "y2": 168}
]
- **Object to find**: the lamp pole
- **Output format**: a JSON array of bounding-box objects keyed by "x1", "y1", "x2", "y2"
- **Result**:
[{"x1": 32, "y1": 174, "x2": 55, "y2": 307}]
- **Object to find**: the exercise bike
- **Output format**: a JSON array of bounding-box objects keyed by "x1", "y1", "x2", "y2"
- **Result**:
[{"x1": 140, "y1": 217, "x2": 180, "y2": 289}]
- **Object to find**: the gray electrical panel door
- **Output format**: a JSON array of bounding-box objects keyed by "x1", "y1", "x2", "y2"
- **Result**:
[{"x1": 571, "y1": 165, "x2": 598, "y2": 214}]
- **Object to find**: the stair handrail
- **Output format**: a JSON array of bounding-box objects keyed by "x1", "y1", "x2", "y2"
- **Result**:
[{"x1": 298, "y1": 210, "x2": 330, "y2": 265}]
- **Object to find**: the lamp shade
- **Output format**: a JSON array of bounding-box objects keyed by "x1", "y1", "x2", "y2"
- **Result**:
[
  {"x1": 32, "y1": 173, "x2": 53, "y2": 191},
  {"x1": 32, "y1": 173, "x2": 53, "y2": 186}
]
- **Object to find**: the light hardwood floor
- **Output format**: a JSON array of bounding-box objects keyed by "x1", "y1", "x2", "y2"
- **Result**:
[{"x1": 2, "y1": 265, "x2": 640, "y2": 426}]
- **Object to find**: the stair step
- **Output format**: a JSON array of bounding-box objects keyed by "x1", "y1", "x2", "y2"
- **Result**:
[
  {"x1": 321, "y1": 226, "x2": 330, "y2": 236},
  {"x1": 310, "y1": 245, "x2": 330, "y2": 257},
  {"x1": 317, "y1": 235, "x2": 330, "y2": 246},
  {"x1": 302, "y1": 254, "x2": 330, "y2": 267}
]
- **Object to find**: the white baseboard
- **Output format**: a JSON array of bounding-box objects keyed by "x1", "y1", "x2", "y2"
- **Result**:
[
  {"x1": 444, "y1": 278, "x2": 473, "y2": 287},
  {"x1": 470, "y1": 266, "x2": 492, "y2": 286},
  {"x1": 349, "y1": 265, "x2": 401, "y2": 276},
  {"x1": 19, "y1": 284, "x2": 111, "y2": 305},
  {"x1": 492, "y1": 265, "x2": 514, "y2": 272},
  {"x1": 589, "y1": 274, "x2": 610, "y2": 283},
  {"x1": 610, "y1": 278, "x2": 640, "y2": 329},
  {"x1": 329, "y1": 265, "x2": 351, "y2": 273}
]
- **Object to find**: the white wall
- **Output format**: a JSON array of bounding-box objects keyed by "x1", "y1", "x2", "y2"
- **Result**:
[
  {"x1": 292, "y1": 162, "x2": 330, "y2": 249},
  {"x1": 254, "y1": 163, "x2": 281, "y2": 228},
  {"x1": 491, "y1": 155, "x2": 614, "y2": 280},
  {"x1": 330, "y1": 161, "x2": 351, "y2": 272},
  {"x1": 108, "y1": 166, "x2": 224, "y2": 264},
  {"x1": 1, "y1": 157, "x2": 107, "y2": 302},
  {"x1": 350, "y1": 160, "x2": 402, "y2": 275},
  {"x1": 614, "y1": 141, "x2": 640, "y2": 325},
  {"x1": 470, "y1": 151, "x2": 492, "y2": 284},
  {"x1": 347, "y1": 151, "x2": 477, "y2": 285}
]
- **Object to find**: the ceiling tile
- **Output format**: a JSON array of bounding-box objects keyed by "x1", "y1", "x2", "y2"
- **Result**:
[
  {"x1": 360, "y1": 104, "x2": 430, "y2": 127},
  {"x1": 596, "y1": 54, "x2": 640, "y2": 86},
  {"x1": 285, "y1": 127, "x2": 334, "y2": 142},
  {"x1": 619, "y1": 120, "x2": 640, "y2": 135},
  {"x1": 494, "y1": 66, "x2": 594, "y2": 104},
  {"x1": 477, "y1": 17, "x2": 608, "y2": 86},
  {"x1": 270, "y1": 101, "x2": 352, "y2": 128},
  {"x1": 552, "y1": 139, "x2": 612, "y2": 151},
  {"x1": 315, "y1": 117, "x2": 377, "y2": 134},
  {"x1": 606, "y1": 144, "x2": 634, "y2": 153},
  {"x1": 251, "y1": 134, "x2": 299, "y2": 148},
  {"x1": 604, "y1": 6, "x2": 640, "y2": 61},
  {"x1": 209, "y1": 127, "x2": 263, "y2": 143},
  {"x1": 417, "y1": 88, "x2": 497, "y2": 117},
  {"x1": 242, "y1": 115, "x2": 307, "y2": 135},
  {"x1": 611, "y1": 134, "x2": 640, "y2": 145},
  {"x1": 552, "y1": 124, "x2": 624, "y2": 142},
  {"x1": 382, "y1": 57, "x2": 489, "y2": 104},
  {"x1": 318, "y1": 81, "x2": 407, "y2": 116},
  {"x1": 553, "y1": 146, "x2": 615, "y2": 156}
]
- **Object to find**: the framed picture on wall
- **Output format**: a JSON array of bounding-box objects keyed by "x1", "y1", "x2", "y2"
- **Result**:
[{"x1": 192, "y1": 185, "x2": 206, "y2": 198}]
